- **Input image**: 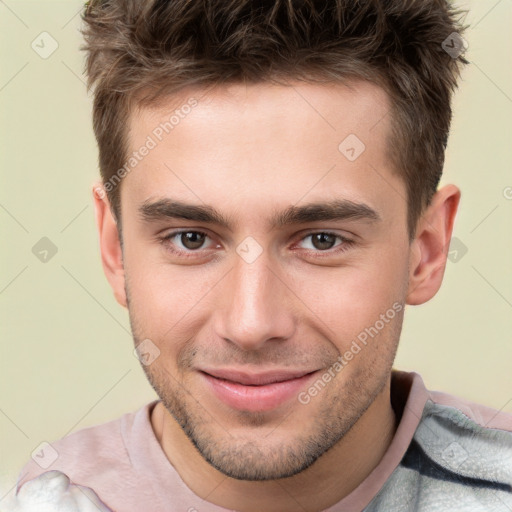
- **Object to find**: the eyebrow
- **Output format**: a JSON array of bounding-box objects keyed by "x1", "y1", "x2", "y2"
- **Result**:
[{"x1": 139, "y1": 198, "x2": 381, "y2": 230}]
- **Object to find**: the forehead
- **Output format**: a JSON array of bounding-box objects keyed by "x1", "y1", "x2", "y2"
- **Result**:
[
  {"x1": 122, "y1": 80, "x2": 403, "y2": 230},
  {"x1": 130, "y1": 79, "x2": 391, "y2": 149}
]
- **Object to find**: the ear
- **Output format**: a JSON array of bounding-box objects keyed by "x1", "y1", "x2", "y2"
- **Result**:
[
  {"x1": 406, "y1": 184, "x2": 461, "y2": 305},
  {"x1": 92, "y1": 183, "x2": 127, "y2": 308}
]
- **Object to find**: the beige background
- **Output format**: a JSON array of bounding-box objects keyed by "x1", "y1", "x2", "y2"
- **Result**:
[{"x1": 1, "y1": 0, "x2": 511, "y2": 502}]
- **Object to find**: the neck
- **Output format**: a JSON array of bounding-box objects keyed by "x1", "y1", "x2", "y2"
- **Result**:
[{"x1": 151, "y1": 380, "x2": 397, "y2": 512}]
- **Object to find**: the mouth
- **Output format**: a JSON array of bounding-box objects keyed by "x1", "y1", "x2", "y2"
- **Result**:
[{"x1": 199, "y1": 368, "x2": 319, "y2": 412}]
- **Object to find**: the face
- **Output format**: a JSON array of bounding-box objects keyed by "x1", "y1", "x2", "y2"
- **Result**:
[{"x1": 118, "y1": 81, "x2": 411, "y2": 480}]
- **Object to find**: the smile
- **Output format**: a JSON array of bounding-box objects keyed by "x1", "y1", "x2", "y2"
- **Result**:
[{"x1": 199, "y1": 368, "x2": 319, "y2": 412}]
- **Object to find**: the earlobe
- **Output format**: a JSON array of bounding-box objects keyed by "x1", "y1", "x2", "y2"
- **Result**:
[
  {"x1": 92, "y1": 183, "x2": 127, "y2": 308},
  {"x1": 406, "y1": 184, "x2": 461, "y2": 306}
]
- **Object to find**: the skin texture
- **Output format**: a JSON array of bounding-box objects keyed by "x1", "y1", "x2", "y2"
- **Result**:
[{"x1": 93, "y1": 80, "x2": 460, "y2": 512}]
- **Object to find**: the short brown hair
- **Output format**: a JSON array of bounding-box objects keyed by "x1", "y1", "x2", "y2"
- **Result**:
[{"x1": 82, "y1": 0, "x2": 468, "y2": 239}]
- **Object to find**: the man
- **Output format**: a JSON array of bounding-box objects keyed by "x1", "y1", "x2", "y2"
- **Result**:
[{"x1": 13, "y1": 0, "x2": 512, "y2": 511}]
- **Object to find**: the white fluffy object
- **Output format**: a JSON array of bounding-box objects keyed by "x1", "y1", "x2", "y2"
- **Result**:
[{"x1": 3, "y1": 471, "x2": 113, "y2": 512}]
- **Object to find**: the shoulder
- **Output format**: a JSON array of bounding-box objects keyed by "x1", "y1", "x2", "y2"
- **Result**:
[
  {"x1": 414, "y1": 390, "x2": 512, "y2": 481},
  {"x1": 369, "y1": 375, "x2": 512, "y2": 511},
  {"x1": 400, "y1": 386, "x2": 512, "y2": 508},
  {"x1": 428, "y1": 388, "x2": 512, "y2": 433},
  {"x1": 421, "y1": 388, "x2": 512, "y2": 466},
  {"x1": 16, "y1": 401, "x2": 158, "y2": 494}
]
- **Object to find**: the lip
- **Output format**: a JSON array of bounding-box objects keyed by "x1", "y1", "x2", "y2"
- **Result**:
[{"x1": 199, "y1": 368, "x2": 319, "y2": 412}]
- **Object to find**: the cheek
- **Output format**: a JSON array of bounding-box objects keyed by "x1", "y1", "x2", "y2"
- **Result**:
[
  {"x1": 286, "y1": 250, "x2": 408, "y2": 348},
  {"x1": 124, "y1": 253, "x2": 217, "y2": 343},
  {"x1": 126, "y1": 271, "x2": 195, "y2": 373}
]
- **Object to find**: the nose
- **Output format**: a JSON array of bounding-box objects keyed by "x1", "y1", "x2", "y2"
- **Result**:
[{"x1": 213, "y1": 250, "x2": 296, "y2": 352}]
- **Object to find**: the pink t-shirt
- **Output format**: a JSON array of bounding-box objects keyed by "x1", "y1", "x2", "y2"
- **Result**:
[{"x1": 15, "y1": 371, "x2": 512, "y2": 511}]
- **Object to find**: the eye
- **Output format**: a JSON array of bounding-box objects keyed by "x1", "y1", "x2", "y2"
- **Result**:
[
  {"x1": 297, "y1": 232, "x2": 353, "y2": 253},
  {"x1": 160, "y1": 230, "x2": 216, "y2": 252}
]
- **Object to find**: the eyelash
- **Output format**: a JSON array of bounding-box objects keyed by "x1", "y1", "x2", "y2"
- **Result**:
[{"x1": 158, "y1": 230, "x2": 355, "y2": 259}]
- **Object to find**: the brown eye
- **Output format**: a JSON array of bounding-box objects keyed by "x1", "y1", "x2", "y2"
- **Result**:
[
  {"x1": 310, "y1": 233, "x2": 337, "y2": 250},
  {"x1": 180, "y1": 231, "x2": 206, "y2": 250},
  {"x1": 296, "y1": 232, "x2": 354, "y2": 256}
]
